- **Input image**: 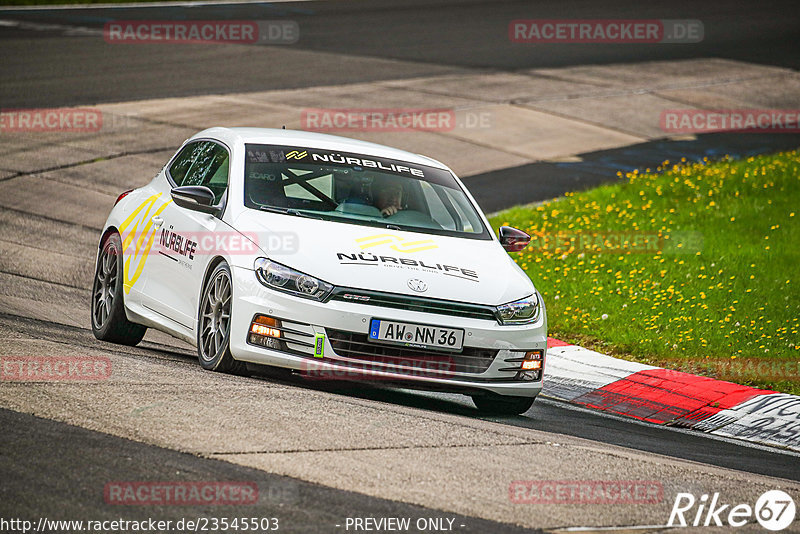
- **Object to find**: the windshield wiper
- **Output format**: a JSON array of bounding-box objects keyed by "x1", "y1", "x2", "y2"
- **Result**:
[{"x1": 259, "y1": 206, "x2": 322, "y2": 219}]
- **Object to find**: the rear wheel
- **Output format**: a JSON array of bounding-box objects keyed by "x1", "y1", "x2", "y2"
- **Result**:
[
  {"x1": 197, "y1": 262, "x2": 246, "y2": 374},
  {"x1": 472, "y1": 393, "x2": 535, "y2": 415},
  {"x1": 91, "y1": 232, "x2": 147, "y2": 345}
]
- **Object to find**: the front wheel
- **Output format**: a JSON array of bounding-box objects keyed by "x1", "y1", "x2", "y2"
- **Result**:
[
  {"x1": 197, "y1": 262, "x2": 246, "y2": 374},
  {"x1": 472, "y1": 393, "x2": 535, "y2": 415},
  {"x1": 91, "y1": 232, "x2": 147, "y2": 345}
]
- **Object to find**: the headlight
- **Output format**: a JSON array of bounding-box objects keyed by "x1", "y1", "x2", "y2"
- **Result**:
[
  {"x1": 254, "y1": 258, "x2": 334, "y2": 301},
  {"x1": 495, "y1": 294, "x2": 541, "y2": 325}
]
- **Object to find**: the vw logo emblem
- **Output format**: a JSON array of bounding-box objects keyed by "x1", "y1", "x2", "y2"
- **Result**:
[{"x1": 407, "y1": 279, "x2": 427, "y2": 293}]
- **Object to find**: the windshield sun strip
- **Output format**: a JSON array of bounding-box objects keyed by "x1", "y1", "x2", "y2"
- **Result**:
[{"x1": 243, "y1": 144, "x2": 492, "y2": 240}]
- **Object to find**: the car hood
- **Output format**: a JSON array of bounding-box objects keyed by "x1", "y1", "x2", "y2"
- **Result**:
[{"x1": 233, "y1": 210, "x2": 535, "y2": 306}]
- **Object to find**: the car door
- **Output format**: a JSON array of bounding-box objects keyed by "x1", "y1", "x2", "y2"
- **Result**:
[{"x1": 140, "y1": 140, "x2": 231, "y2": 334}]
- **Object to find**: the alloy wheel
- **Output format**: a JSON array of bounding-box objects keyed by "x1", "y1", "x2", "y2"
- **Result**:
[{"x1": 199, "y1": 270, "x2": 232, "y2": 362}]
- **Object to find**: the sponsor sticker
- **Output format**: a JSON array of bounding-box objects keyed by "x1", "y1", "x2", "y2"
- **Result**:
[
  {"x1": 356, "y1": 234, "x2": 438, "y2": 253},
  {"x1": 314, "y1": 333, "x2": 325, "y2": 358},
  {"x1": 245, "y1": 145, "x2": 430, "y2": 179},
  {"x1": 336, "y1": 251, "x2": 478, "y2": 282}
]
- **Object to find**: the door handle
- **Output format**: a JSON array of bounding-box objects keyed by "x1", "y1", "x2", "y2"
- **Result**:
[{"x1": 152, "y1": 216, "x2": 164, "y2": 228}]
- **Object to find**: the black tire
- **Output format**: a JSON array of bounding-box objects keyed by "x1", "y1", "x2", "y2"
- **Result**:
[
  {"x1": 197, "y1": 262, "x2": 246, "y2": 374},
  {"x1": 91, "y1": 232, "x2": 147, "y2": 345},
  {"x1": 472, "y1": 393, "x2": 535, "y2": 415}
]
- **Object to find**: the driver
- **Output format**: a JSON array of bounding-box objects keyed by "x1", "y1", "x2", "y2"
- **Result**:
[{"x1": 372, "y1": 176, "x2": 404, "y2": 217}]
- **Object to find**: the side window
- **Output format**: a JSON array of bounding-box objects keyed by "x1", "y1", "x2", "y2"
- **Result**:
[
  {"x1": 168, "y1": 142, "x2": 205, "y2": 186},
  {"x1": 168, "y1": 141, "x2": 230, "y2": 204}
]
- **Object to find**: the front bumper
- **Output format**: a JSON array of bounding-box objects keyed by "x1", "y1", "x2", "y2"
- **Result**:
[{"x1": 229, "y1": 266, "x2": 545, "y2": 398}]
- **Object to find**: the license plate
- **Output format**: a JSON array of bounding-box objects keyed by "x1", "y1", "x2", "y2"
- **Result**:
[{"x1": 368, "y1": 319, "x2": 464, "y2": 351}]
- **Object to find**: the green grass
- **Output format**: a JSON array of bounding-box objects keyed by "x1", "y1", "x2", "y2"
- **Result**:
[{"x1": 490, "y1": 150, "x2": 800, "y2": 395}]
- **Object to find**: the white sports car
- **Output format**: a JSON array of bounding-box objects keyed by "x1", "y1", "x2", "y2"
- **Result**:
[{"x1": 91, "y1": 128, "x2": 546, "y2": 414}]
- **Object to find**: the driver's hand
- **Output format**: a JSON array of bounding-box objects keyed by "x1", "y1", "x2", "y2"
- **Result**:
[{"x1": 381, "y1": 206, "x2": 399, "y2": 217}]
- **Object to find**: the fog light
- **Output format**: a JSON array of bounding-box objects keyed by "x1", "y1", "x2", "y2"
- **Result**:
[
  {"x1": 516, "y1": 349, "x2": 544, "y2": 381},
  {"x1": 517, "y1": 370, "x2": 540, "y2": 381},
  {"x1": 524, "y1": 350, "x2": 543, "y2": 361},
  {"x1": 250, "y1": 315, "x2": 281, "y2": 338},
  {"x1": 251, "y1": 323, "x2": 281, "y2": 338},
  {"x1": 249, "y1": 315, "x2": 284, "y2": 350},
  {"x1": 249, "y1": 334, "x2": 282, "y2": 350}
]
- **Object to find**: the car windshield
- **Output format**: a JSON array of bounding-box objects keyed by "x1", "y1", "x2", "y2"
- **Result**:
[{"x1": 244, "y1": 144, "x2": 491, "y2": 239}]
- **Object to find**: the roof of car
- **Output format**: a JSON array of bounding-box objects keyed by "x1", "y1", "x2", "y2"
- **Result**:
[{"x1": 190, "y1": 127, "x2": 450, "y2": 170}]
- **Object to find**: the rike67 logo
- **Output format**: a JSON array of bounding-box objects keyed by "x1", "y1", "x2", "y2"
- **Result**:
[{"x1": 668, "y1": 490, "x2": 795, "y2": 531}]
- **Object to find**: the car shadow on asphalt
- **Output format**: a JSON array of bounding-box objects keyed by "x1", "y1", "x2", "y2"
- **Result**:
[{"x1": 245, "y1": 363, "x2": 533, "y2": 420}]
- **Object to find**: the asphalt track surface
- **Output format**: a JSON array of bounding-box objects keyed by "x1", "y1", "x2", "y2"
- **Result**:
[
  {"x1": 0, "y1": 407, "x2": 538, "y2": 534},
  {"x1": 2, "y1": 0, "x2": 800, "y2": 531},
  {"x1": 2, "y1": 309, "x2": 799, "y2": 485},
  {"x1": 1, "y1": 0, "x2": 799, "y2": 107}
]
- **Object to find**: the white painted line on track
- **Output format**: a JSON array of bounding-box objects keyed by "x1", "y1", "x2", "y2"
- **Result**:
[
  {"x1": 0, "y1": 0, "x2": 310, "y2": 11},
  {"x1": 0, "y1": 18, "x2": 101, "y2": 35},
  {"x1": 553, "y1": 526, "x2": 672, "y2": 532}
]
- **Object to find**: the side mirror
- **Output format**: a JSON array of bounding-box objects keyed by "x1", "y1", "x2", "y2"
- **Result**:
[
  {"x1": 499, "y1": 226, "x2": 530, "y2": 252},
  {"x1": 171, "y1": 186, "x2": 219, "y2": 215}
]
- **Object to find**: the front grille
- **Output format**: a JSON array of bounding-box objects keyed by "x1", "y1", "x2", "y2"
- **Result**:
[
  {"x1": 329, "y1": 288, "x2": 498, "y2": 322},
  {"x1": 326, "y1": 329, "x2": 498, "y2": 375}
]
